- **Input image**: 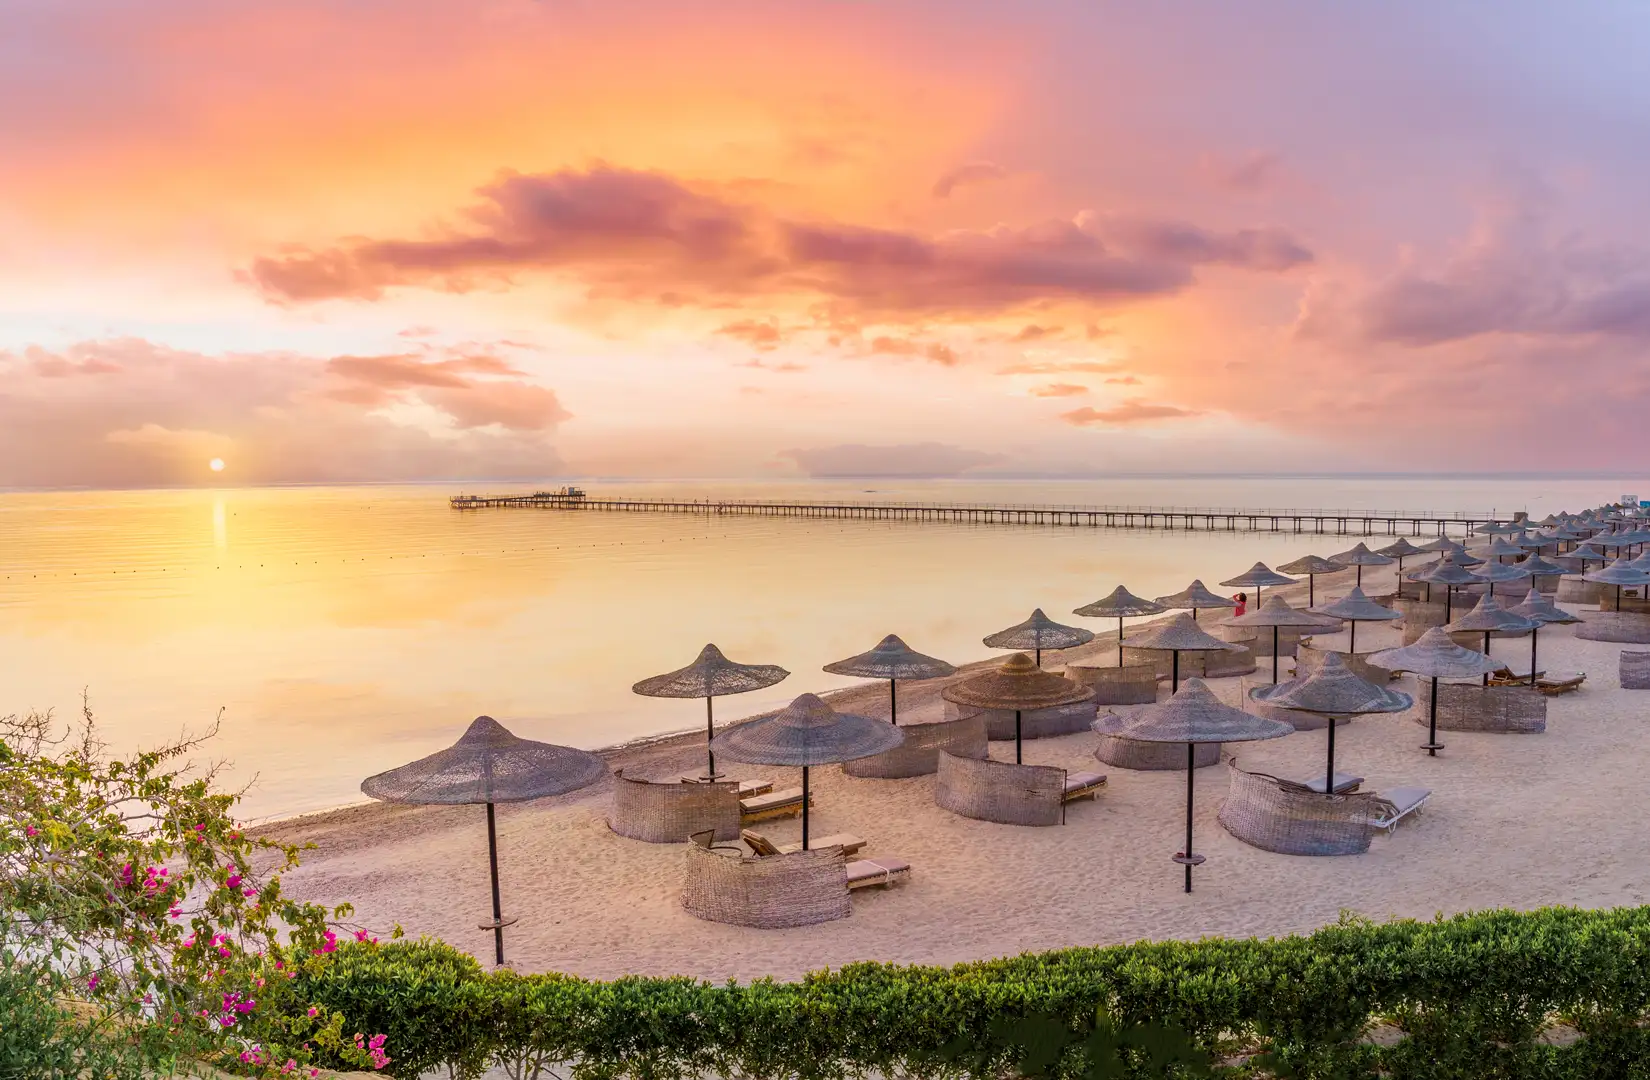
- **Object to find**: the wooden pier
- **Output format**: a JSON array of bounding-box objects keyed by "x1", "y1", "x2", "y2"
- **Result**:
[{"x1": 448, "y1": 491, "x2": 1499, "y2": 536}]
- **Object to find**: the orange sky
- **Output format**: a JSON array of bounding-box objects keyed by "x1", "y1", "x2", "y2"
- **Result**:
[{"x1": 5, "y1": 0, "x2": 1650, "y2": 485}]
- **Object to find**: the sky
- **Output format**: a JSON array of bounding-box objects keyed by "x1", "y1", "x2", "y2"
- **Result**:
[{"x1": 5, "y1": 0, "x2": 1650, "y2": 487}]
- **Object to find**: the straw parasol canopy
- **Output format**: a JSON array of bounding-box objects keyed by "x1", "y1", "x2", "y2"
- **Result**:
[
  {"x1": 1377, "y1": 537, "x2": 1425, "y2": 558},
  {"x1": 360, "y1": 716, "x2": 608, "y2": 966},
  {"x1": 1415, "y1": 536, "x2": 1461, "y2": 553},
  {"x1": 1369, "y1": 628, "x2": 1504, "y2": 756},
  {"x1": 1585, "y1": 558, "x2": 1650, "y2": 611},
  {"x1": 1227, "y1": 594, "x2": 1340, "y2": 682},
  {"x1": 1124, "y1": 613, "x2": 1243, "y2": 691},
  {"x1": 1219, "y1": 562, "x2": 1297, "y2": 606},
  {"x1": 1510, "y1": 592, "x2": 1583, "y2": 689},
  {"x1": 1470, "y1": 558, "x2": 1532, "y2": 596},
  {"x1": 1154, "y1": 579, "x2": 1237, "y2": 621},
  {"x1": 1110, "y1": 679, "x2": 1292, "y2": 893},
  {"x1": 983, "y1": 608, "x2": 1095, "y2": 667},
  {"x1": 712, "y1": 694, "x2": 903, "y2": 850},
  {"x1": 1329, "y1": 542, "x2": 1394, "y2": 586},
  {"x1": 1277, "y1": 554, "x2": 1344, "y2": 605},
  {"x1": 1249, "y1": 653, "x2": 1411, "y2": 795},
  {"x1": 1445, "y1": 595, "x2": 1538, "y2": 686},
  {"x1": 1407, "y1": 553, "x2": 1480, "y2": 619},
  {"x1": 1483, "y1": 537, "x2": 1527, "y2": 560},
  {"x1": 1478, "y1": 520, "x2": 1523, "y2": 536},
  {"x1": 633, "y1": 644, "x2": 789, "y2": 780},
  {"x1": 1074, "y1": 586, "x2": 1168, "y2": 668},
  {"x1": 823, "y1": 634, "x2": 956, "y2": 725},
  {"x1": 1519, "y1": 552, "x2": 1569, "y2": 578},
  {"x1": 1311, "y1": 585, "x2": 1402, "y2": 653},
  {"x1": 942, "y1": 652, "x2": 1094, "y2": 762}
]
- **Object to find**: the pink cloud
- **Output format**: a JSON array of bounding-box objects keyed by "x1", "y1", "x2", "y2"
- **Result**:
[
  {"x1": 781, "y1": 442, "x2": 1005, "y2": 477},
  {"x1": 1197, "y1": 150, "x2": 1285, "y2": 193},
  {"x1": 868, "y1": 336, "x2": 959, "y2": 365},
  {"x1": 1029, "y1": 382, "x2": 1088, "y2": 397},
  {"x1": 931, "y1": 160, "x2": 1009, "y2": 199},
  {"x1": 1059, "y1": 400, "x2": 1200, "y2": 426},
  {"x1": 995, "y1": 359, "x2": 1124, "y2": 376}
]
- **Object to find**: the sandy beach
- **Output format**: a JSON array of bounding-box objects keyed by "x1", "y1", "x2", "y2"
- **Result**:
[{"x1": 262, "y1": 560, "x2": 1649, "y2": 982}]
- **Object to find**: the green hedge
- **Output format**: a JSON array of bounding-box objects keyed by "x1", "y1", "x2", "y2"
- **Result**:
[{"x1": 290, "y1": 905, "x2": 1650, "y2": 1080}]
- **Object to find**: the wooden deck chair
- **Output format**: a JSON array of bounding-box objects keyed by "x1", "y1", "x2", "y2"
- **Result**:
[
  {"x1": 739, "y1": 787, "x2": 810, "y2": 824},
  {"x1": 845, "y1": 858, "x2": 911, "y2": 890},
  {"x1": 741, "y1": 828, "x2": 865, "y2": 858},
  {"x1": 1061, "y1": 770, "x2": 1108, "y2": 803}
]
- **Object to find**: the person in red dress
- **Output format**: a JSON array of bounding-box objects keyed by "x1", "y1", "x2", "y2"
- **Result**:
[{"x1": 1232, "y1": 592, "x2": 1248, "y2": 617}]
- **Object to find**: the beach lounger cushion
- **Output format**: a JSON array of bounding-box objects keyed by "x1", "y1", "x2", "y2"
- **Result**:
[
  {"x1": 778, "y1": 833, "x2": 865, "y2": 857},
  {"x1": 1373, "y1": 787, "x2": 1431, "y2": 832},
  {"x1": 739, "y1": 787, "x2": 810, "y2": 822},
  {"x1": 845, "y1": 857, "x2": 911, "y2": 889},
  {"x1": 1062, "y1": 771, "x2": 1108, "y2": 801},
  {"x1": 1300, "y1": 772, "x2": 1364, "y2": 795}
]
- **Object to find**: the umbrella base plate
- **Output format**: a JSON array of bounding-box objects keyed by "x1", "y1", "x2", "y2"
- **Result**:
[
  {"x1": 1419, "y1": 742, "x2": 1445, "y2": 752},
  {"x1": 1172, "y1": 852, "x2": 1206, "y2": 867},
  {"x1": 478, "y1": 917, "x2": 520, "y2": 931},
  {"x1": 681, "y1": 772, "x2": 727, "y2": 784}
]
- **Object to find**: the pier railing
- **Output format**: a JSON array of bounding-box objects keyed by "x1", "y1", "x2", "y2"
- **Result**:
[{"x1": 449, "y1": 493, "x2": 1503, "y2": 536}]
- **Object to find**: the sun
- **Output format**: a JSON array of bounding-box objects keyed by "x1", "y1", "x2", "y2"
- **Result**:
[{"x1": 209, "y1": 458, "x2": 226, "y2": 473}]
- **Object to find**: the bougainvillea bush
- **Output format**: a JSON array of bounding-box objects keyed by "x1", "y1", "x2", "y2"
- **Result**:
[{"x1": 1, "y1": 703, "x2": 396, "y2": 1078}]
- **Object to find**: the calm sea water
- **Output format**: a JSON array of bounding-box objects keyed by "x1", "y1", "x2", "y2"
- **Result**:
[{"x1": 0, "y1": 477, "x2": 1633, "y2": 819}]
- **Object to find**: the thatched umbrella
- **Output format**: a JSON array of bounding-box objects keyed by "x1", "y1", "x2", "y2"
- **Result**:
[
  {"x1": 1585, "y1": 558, "x2": 1650, "y2": 612},
  {"x1": 1154, "y1": 579, "x2": 1237, "y2": 622},
  {"x1": 1470, "y1": 558, "x2": 1532, "y2": 598},
  {"x1": 361, "y1": 716, "x2": 608, "y2": 966},
  {"x1": 633, "y1": 644, "x2": 789, "y2": 780},
  {"x1": 1519, "y1": 552, "x2": 1569, "y2": 579},
  {"x1": 941, "y1": 652, "x2": 1094, "y2": 763},
  {"x1": 711, "y1": 694, "x2": 903, "y2": 850},
  {"x1": 1509, "y1": 592, "x2": 1582, "y2": 688},
  {"x1": 1249, "y1": 653, "x2": 1411, "y2": 796},
  {"x1": 823, "y1": 634, "x2": 956, "y2": 725},
  {"x1": 1408, "y1": 552, "x2": 1480, "y2": 620},
  {"x1": 1377, "y1": 537, "x2": 1425, "y2": 582},
  {"x1": 1483, "y1": 537, "x2": 1529, "y2": 562},
  {"x1": 1478, "y1": 520, "x2": 1523, "y2": 536},
  {"x1": 1311, "y1": 585, "x2": 1401, "y2": 653},
  {"x1": 1277, "y1": 554, "x2": 1343, "y2": 606},
  {"x1": 1112, "y1": 679, "x2": 1292, "y2": 893},
  {"x1": 1329, "y1": 542, "x2": 1394, "y2": 587},
  {"x1": 983, "y1": 608, "x2": 1095, "y2": 668},
  {"x1": 1370, "y1": 628, "x2": 1503, "y2": 756},
  {"x1": 1444, "y1": 595, "x2": 1538, "y2": 686},
  {"x1": 1226, "y1": 595, "x2": 1339, "y2": 683},
  {"x1": 1123, "y1": 614, "x2": 1244, "y2": 692},
  {"x1": 1219, "y1": 562, "x2": 1297, "y2": 607},
  {"x1": 1073, "y1": 586, "x2": 1167, "y2": 667}
]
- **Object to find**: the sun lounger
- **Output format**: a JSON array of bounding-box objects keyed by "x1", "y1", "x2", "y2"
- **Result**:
[
  {"x1": 741, "y1": 828, "x2": 866, "y2": 858},
  {"x1": 682, "y1": 773, "x2": 774, "y2": 797},
  {"x1": 845, "y1": 857, "x2": 911, "y2": 889},
  {"x1": 1061, "y1": 770, "x2": 1108, "y2": 803},
  {"x1": 739, "y1": 787, "x2": 809, "y2": 823},
  {"x1": 1371, "y1": 786, "x2": 1431, "y2": 832},
  {"x1": 688, "y1": 830, "x2": 744, "y2": 855},
  {"x1": 1299, "y1": 771, "x2": 1364, "y2": 795},
  {"x1": 1534, "y1": 672, "x2": 1585, "y2": 695}
]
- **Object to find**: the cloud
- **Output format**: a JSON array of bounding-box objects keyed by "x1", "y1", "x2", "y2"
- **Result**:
[
  {"x1": 1197, "y1": 150, "x2": 1284, "y2": 193},
  {"x1": 1059, "y1": 400, "x2": 1200, "y2": 426},
  {"x1": 1029, "y1": 382, "x2": 1088, "y2": 397},
  {"x1": 30, "y1": 348, "x2": 122, "y2": 377},
  {"x1": 738, "y1": 358, "x2": 808, "y2": 373},
  {"x1": 715, "y1": 319, "x2": 785, "y2": 349},
  {"x1": 780, "y1": 442, "x2": 1006, "y2": 478},
  {"x1": 1011, "y1": 323, "x2": 1060, "y2": 342},
  {"x1": 868, "y1": 335, "x2": 959, "y2": 365},
  {"x1": 0, "y1": 339, "x2": 567, "y2": 487},
  {"x1": 1103, "y1": 375, "x2": 1141, "y2": 385},
  {"x1": 995, "y1": 359, "x2": 1125, "y2": 376},
  {"x1": 931, "y1": 160, "x2": 1010, "y2": 199},
  {"x1": 248, "y1": 166, "x2": 1312, "y2": 318}
]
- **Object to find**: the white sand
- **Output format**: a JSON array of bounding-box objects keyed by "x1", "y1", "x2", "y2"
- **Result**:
[{"x1": 264, "y1": 562, "x2": 1650, "y2": 981}]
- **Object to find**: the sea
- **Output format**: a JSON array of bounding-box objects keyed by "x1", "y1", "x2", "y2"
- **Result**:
[{"x1": 0, "y1": 476, "x2": 1637, "y2": 819}]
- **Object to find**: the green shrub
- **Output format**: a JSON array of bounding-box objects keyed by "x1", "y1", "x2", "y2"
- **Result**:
[{"x1": 291, "y1": 905, "x2": 1650, "y2": 1079}]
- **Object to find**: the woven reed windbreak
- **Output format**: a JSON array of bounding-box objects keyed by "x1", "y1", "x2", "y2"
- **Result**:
[
  {"x1": 679, "y1": 845, "x2": 850, "y2": 928},
  {"x1": 822, "y1": 634, "x2": 956, "y2": 681},
  {"x1": 1066, "y1": 663, "x2": 1159, "y2": 704},
  {"x1": 1410, "y1": 684, "x2": 1547, "y2": 734},
  {"x1": 1573, "y1": 612, "x2": 1650, "y2": 643},
  {"x1": 946, "y1": 699, "x2": 1100, "y2": 741},
  {"x1": 982, "y1": 609, "x2": 1095, "y2": 653},
  {"x1": 1621, "y1": 652, "x2": 1650, "y2": 690},
  {"x1": 933, "y1": 752, "x2": 1067, "y2": 827},
  {"x1": 606, "y1": 771, "x2": 741, "y2": 843},
  {"x1": 631, "y1": 644, "x2": 789, "y2": 699},
  {"x1": 841, "y1": 714, "x2": 987, "y2": 778},
  {"x1": 1217, "y1": 763, "x2": 1395, "y2": 856},
  {"x1": 359, "y1": 717, "x2": 607, "y2": 805}
]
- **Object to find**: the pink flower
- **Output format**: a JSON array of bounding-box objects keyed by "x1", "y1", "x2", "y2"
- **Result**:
[
  {"x1": 307, "y1": 1007, "x2": 319, "y2": 1018},
  {"x1": 87, "y1": 975, "x2": 99, "y2": 990},
  {"x1": 310, "y1": 1070, "x2": 321, "y2": 1078},
  {"x1": 354, "y1": 929, "x2": 370, "y2": 942},
  {"x1": 168, "y1": 907, "x2": 182, "y2": 919},
  {"x1": 244, "y1": 887, "x2": 257, "y2": 898},
  {"x1": 225, "y1": 874, "x2": 242, "y2": 890},
  {"x1": 24, "y1": 826, "x2": 36, "y2": 836},
  {"x1": 282, "y1": 1061, "x2": 297, "y2": 1075}
]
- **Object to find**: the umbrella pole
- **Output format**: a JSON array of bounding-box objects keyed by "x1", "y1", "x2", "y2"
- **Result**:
[
  {"x1": 1425, "y1": 677, "x2": 1442, "y2": 756},
  {"x1": 1325, "y1": 718, "x2": 1336, "y2": 796},
  {"x1": 1530, "y1": 627, "x2": 1539, "y2": 688},
  {"x1": 1171, "y1": 651, "x2": 1180, "y2": 693},
  {"x1": 1446, "y1": 588, "x2": 1453, "y2": 622},
  {"x1": 1272, "y1": 626, "x2": 1280, "y2": 684},
  {"x1": 1483, "y1": 631, "x2": 1492, "y2": 686},
  {"x1": 704, "y1": 697, "x2": 717, "y2": 780},
  {"x1": 1035, "y1": 647, "x2": 1042, "y2": 669},
  {"x1": 801, "y1": 766, "x2": 810, "y2": 850},
  {"x1": 1350, "y1": 620, "x2": 1357, "y2": 654},
  {"x1": 1309, "y1": 575, "x2": 1316, "y2": 606},
  {"x1": 1118, "y1": 616, "x2": 1126, "y2": 667},
  {"x1": 1357, "y1": 565, "x2": 1363, "y2": 586},
  {"x1": 889, "y1": 678, "x2": 898, "y2": 725},
  {"x1": 1177, "y1": 743, "x2": 1200, "y2": 894},
  {"x1": 1015, "y1": 710, "x2": 1023, "y2": 764},
  {"x1": 485, "y1": 802, "x2": 506, "y2": 967}
]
